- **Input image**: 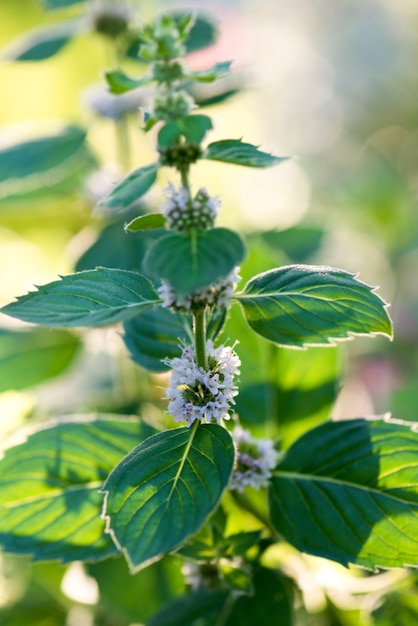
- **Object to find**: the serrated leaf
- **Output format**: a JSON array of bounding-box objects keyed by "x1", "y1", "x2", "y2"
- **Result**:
[
  {"x1": 236, "y1": 264, "x2": 393, "y2": 347},
  {"x1": 144, "y1": 228, "x2": 246, "y2": 296},
  {"x1": 105, "y1": 69, "x2": 152, "y2": 95},
  {"x1": 123, "y1": 307, "x2": 190, "y2": 372},
  {"x1": 125, "y1": 213, "x2": 167, "y2": 232},
  {"x1": 97, "y1": 163, "x2": 159, "y2": 213},
  {"x1": 2, "y1": 268, "x2": 160, "y2": 328},
  {"x1": 269, "y1": 417, "x2": 418, "y2": 569},
  {"x1": 0, "y1": 125, "x2": 95, "y2": 203},
  {"x1": 0, "y1": 328, "x2": 81, "y2": 392},
  {"x1": 0, "y1": 416, "x2": 155, "y2": 563},
  {"x1": 205, "y1": 139, "x2": 289, "y2": 168},
  {"x1": 190, "y1": 61, "x2": 232, "y2": 82},
  {"x1": 2, "y1": 20, "x2": 79, "y2": 61},
  {"x1": 103, "y1": 424, "x2": 235, "y2": 572}
]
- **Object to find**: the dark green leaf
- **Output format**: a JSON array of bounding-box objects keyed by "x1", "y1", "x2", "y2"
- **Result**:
[
  {"x1": 158, "y1": 115, "x2": 212, "y2": 147},
  {"x1": 125, "y1": 213, "x2": 167, "y2": 232},
  {"x1": 2, "y1": 268, "x2": 160, "y2": 328},
  {"x1": 0, "y1": 416, "x2": 155, "y2": 563},
  {"x1": 190, "y1": 61, "x2": 232, "y2": 82},
  {"x1": 123, "y1": 307, "x2": 191, "y2": 372},
  {"x1": 205, "y1": 139, "x2": 289, "y2": 168},
  {"x1": 220, "y1": 560, "x2": 253, "y2": 595},
  {"x1": 2, "y1": 20, "x2": 79, "y2": 61},
  {"x1": 105, "y1": 69, "x2": 152, "y2": 94},
  {"x1": 177, "y1": 12, "x2": 218, "y2": 53},
  {"x1": 147, "y1": 587, "x2": 229, "y2": 626},
  {"x1": 269, "y1": 417, "x2": 418, "y2": 569},
  {"x1": 257, "y1": 226, "x2": 326, "y2": 263},
  {"x1": 237, "y1": 264, "x2": 393, "y2": 347},
  {"x1": 0, "y1": 125, "x2": 95, "y2": 203},
  {"x1": 103, "y1": 424, "x2": 235, "y2": 571},
  {"x1": 144, "y1": 228, "x2": 246, "y2": 296},
  {"x1": 97, "y1": 163, "x2": 159, "y2": 213},
  {"x1": 75, "y1": 219, "x2": 165, "y2": 272},
  {"x1": 0, "y1": 328, "x2": 81, "y2": 392},
  {"x1": 225, "y1": 567, "x2": 293, "y2": 626}
]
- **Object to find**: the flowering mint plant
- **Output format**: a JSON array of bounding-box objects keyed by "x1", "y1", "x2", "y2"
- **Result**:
[{"x1": 1, "y1": 3, "x2": 418, "y2": 624}]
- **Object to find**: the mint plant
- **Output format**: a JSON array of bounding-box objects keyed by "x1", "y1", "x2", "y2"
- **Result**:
[{"x1": 1, "y1": 3, "x2": 418, "y2": 624}]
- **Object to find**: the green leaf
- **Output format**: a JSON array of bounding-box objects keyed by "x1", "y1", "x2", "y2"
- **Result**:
[
  {"x1": 176, "y1": 11, "x2": 218, "y2": 53},
  {"x1": 158, "y1": 115, "x2": 212, "y2": 147},
  {"x1": 220, "y1": 560, "x2": 253, "y2": 595},
  {"x1": 2, "y1": 20, "x2": 79, "y2": 61},
  {"x1": 0, "y1": 416, "x2": 155, "y2": 563},
  {"x1": 225, "y1": 567, "x2": 293, "y2": 626},
  {"x1": 123, "y1": 307, "x2": 190, "y2": 372},
  {"x1": 147, "y1": 587, "x2": 229, "y2": 626},
  {"x1": 236, "y1": 264, "x2": 393, "y2": 347},
  {"x1": 105, "y1": 69, "x2": 152, "y2": 94},
  {"x1": 205, "y1": 139, "x2": 289, "y2": 168},
  {"x1": 0, "y1": 328, "x2": 81, "y2": 392},
  {"x1": 103, "y1": 424, "x2": 235, "y2": 571},
  {"x1": 269, "y1": 417, "x2": 418, "y2": 569},
  {"x1": 144, "y1": 228, "x2": 246, "y2": 296},
  {"x1": 0, "y1": 125, "x2": 95, "y2": 203},
  {"x1": 125, "y1": 213, "x2": 167, "y2": 232},
  {"x1": 42, "y1": 0, "x2": 86, "y2": 8},
  {"x1": 190, "y1": 61, "x2": 232, "y2": 82},
  {"x1": 75, "y1": 219, "x2": 165, "y2": 272},
  {"x1": 2, "y1": 268, "x2": 160, "y2": 328},
  {"x1": 97, "y1": 163, "x2": 159, "y2": 213}
]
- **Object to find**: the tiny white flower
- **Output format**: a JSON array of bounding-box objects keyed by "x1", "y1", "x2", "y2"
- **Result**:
[
  {"x1": 166, "y1": 341, "x2": 241, "y2": 427},
  {"x1": 230, "y1": 426, "x2": 279, "y2": 492}
]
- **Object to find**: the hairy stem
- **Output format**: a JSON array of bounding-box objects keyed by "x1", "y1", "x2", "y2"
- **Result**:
[{"x1": 194, "y1": 307, "x2": 207, "y2": 370}]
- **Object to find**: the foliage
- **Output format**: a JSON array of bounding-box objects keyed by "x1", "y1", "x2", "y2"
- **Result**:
[{"x1": 0, "y1": 1, "x2": 417, "y2": 625}]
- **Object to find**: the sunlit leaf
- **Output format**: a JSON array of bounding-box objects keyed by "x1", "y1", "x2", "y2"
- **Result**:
[
  {"x1": 270, "y1": 417, "x2": 418, "y2": 569},
  {"x1": 2, "y1": 268, "x2": 160, "y2": 327},
  {"x1": 144, "y1": 228, "x2": 246, "y2": 296},
  {"x1": 236, "y1": 264, "x2": 393, "y2": 347},
  {"x1": 125, "y1": 213, "x2": 167, "y2": 232},
  {"x1": 105, "y1": 69, "x2": 152, "y2": 94},
  {"x1": 205, "y1": 139, "x2": 289, "y2": 168},
  {"x1": 103, "y1": 424, "x2": 235, "y2": 571},
  {"x1": 0, "y1": 328, "x2": 81, "y2": 392},
  {"x1": 0, "y1": 416, "x2": 155, "y2": 563}
]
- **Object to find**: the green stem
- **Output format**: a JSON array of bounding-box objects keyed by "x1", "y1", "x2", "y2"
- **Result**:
[
  {"x1": 179, "y1": 164, "x2": 191, "y2": 195},
  {"x1": 194, "y1": 307, "x2": 207, "y2": 369}
]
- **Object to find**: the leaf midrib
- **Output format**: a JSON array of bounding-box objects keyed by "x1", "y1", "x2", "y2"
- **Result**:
[{"x1": 274, "y1": 470, "x2": 418, "y2": 507}]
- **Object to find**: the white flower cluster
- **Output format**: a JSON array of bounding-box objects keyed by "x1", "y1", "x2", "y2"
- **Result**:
[
  {"x1": 161, "y1": 182, "x2": 221, "y2": 231},
  {"x1": 230, "y1": 426, "x2": 279, "y2": 492},
  {"x1": 166, "y1": 341, "x2": 241, "y2": 427},
  {"x1": 158, "y1": 266, "x2": 241, "y2": 312}
]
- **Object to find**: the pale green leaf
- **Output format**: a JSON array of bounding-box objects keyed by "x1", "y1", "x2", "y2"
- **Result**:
[
  {"x1": 125, "y1": 213, "x2": 167, "y2": 232},
  {"x1": 103, "y1": 424, "x2": 235, "y2": 571},
  {"x1": 236, "y1": 264, "x2": 393, "y2": 347},
  {"x1": 205, "y1": 139, "x2": 289, "y2": 168},
  {"x1": 190, "y1": 61, "x2": 232, "y2": 82},
  {"x1": 269, "y1": 417, "x2": 418, "y2": 569},
  {"x1": 1, "y1": 268, "x2": 160, "y2": 328},
  {"x1": 0, "y1": 416, "x2": 155, "y2": 563},
  {"x1": 144, "y1": 228, "x2": 246, "y2": 296},
  {"x1": 97, "y1": 163, "x2": 159, "y2": 213},
  {"x1": 0, "y1": 328, "x2": 81, "y2": 392},
  {"x1": 42, "y1": 0, "x2": 86, "y2": 8},
  {"x1": 105, "y1": 69, "x2": 152, "y2": 95}
]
